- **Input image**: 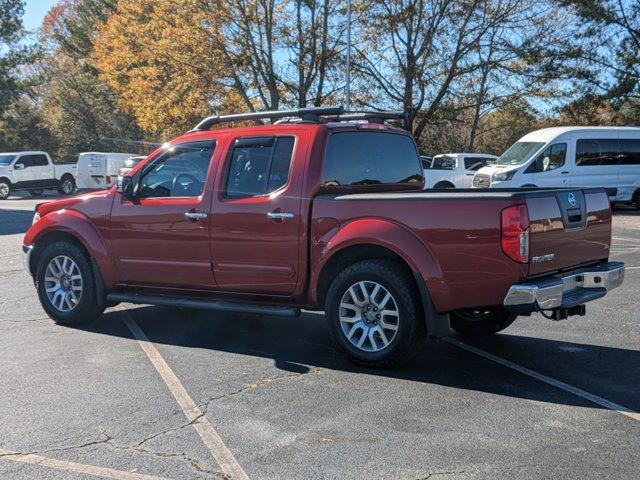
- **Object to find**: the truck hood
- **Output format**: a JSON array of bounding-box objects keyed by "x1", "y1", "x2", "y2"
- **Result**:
[{"x1": 36, "y1": 189, "x2": 113, "y2": 216}]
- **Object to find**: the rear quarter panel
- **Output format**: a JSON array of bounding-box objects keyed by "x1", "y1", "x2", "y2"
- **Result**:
[{"x1": 311, "y1": 194, "x2": 528, "y2": 312}]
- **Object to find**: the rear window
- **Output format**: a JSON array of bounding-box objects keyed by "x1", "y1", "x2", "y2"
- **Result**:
[
  {"x1": 323, "y1": 132, "x2": 422, "y2": 186},
  {"x1": 429, "y1": 155, "x2": 456, "y2": 170}
]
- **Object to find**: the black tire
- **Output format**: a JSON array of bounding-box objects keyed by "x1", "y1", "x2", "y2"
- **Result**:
[
  {"x1": 633, "y1": 190, "x2": 640, "y2": 209},
  {"x1": 0, "y1": 179, "x2": 11, "y2": 200},
  {"x1": 434, "y1": 181, "x2": 455, "y2": 189},
  {"x1": 450, "y1": 307, "x2": 517, "y2": 337},
  {"x1": 325, "y1": 259, "x2": 426, "y2": 368},
  {"x1": 28, "y1": 189, "x2": 44, "y2": 196},
  {"x1": 58, "y1": 175, "x2": 76, "y2": 195},
  {"x1": 35, "y1": 240, "x2": 104, "y2": 325}
]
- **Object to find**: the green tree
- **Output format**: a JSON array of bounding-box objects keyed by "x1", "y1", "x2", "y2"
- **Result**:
[{"x1": 0, "y1": 0, "x2": 25, "y2": 117}]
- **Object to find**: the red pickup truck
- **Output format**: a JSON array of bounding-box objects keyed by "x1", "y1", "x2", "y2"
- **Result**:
[{"x1": 23, "y1": 107, "x2": 625, "y2": 367}]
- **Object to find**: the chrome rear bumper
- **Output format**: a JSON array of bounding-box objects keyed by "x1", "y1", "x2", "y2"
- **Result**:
[{"x1": 504, "y1": 261, "x2": 624, "y2": 313}]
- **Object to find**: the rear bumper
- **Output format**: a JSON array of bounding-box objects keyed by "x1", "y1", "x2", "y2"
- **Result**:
[{"x1": 504, "y1": 261, "x2": 625, "y2": 314}]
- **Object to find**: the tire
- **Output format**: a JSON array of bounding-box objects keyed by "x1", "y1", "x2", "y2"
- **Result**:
[
  {"x1": 633, "y1": 190, "x2": 640, "y2": 209},
  {"x1": 434, "y1": 181, "x2": 455, "y2": 189},
  {"x1": 325, "y1": 260, "x2": 426, "y2": 368},
  {"x1": 28, "y1": 189, "x2": 44, "y2": 196},
  {"x1": 0, "y1": 179, "x2": 11, "y2": 200},
  {"x1": 35, "y1": 240, "x2": 104, "y2": 325},
  {"x1": 450, "y1": 307, "x2": 517, "y2": 337},
  {"x1": 58, "y1": 175, "x2": 76, "y2": 195}
]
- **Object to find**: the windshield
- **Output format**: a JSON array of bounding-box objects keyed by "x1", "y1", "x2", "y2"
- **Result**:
[
  {"x1": 429, "y1": 155, "x2": 456, "y2": 170},
  {"x1": 0, "y1": 154, "x2": 16, "y2": 166},
  {"x1": 496, "y1": 142, "x2": 545, "y2": 166}
]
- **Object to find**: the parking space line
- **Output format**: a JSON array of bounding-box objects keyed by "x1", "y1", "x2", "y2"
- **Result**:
[
  {"x1": 123, "y1": 316, "x2": 250, "y2": 480},
  {"x1": 445, "y1": 337, "x2": 640, "y2": 422},
  {"x1": 0, "y1": 448, "x2": 169, "y2": 480}
]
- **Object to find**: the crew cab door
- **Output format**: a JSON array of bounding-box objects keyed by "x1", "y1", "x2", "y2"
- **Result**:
[
  {"x1": 210, "y1": 133, "x2": 305, "y2": 295},
  {"x1": 109, "y1": 140, "x2": 217, "y2": 289}
]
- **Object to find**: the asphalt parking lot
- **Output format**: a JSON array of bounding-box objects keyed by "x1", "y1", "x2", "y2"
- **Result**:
[{"x1": 0, "y1": 192, "x2": 638, "y2": 480}]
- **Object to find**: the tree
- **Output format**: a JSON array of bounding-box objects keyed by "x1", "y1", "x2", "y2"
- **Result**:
[
  {"x1": 0, "y1": 0, "x2": 26, "y2": 116},
  {"x1": 353, "y1": 0, "x2": 564, "y2": 140}
]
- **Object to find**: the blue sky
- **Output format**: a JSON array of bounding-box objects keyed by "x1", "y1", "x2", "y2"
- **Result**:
[{"x1": 23, "y1": 0, "x2": 59, "y2": 31}]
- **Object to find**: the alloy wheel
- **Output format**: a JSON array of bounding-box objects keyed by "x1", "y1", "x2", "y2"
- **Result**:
[
  {"x1": 44, "y1": 255, "x2": 83, "y2": 312},
  {"x1": 339, "y1": 281, "x2": 400, "y2": 352}
]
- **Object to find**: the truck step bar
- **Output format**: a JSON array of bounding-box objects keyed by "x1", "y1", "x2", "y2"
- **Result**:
[{"x1": 106, "y1": 293, "x2": 301, "y2": 318}]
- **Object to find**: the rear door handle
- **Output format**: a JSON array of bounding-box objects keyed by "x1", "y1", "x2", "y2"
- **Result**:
[
  {"x1": 185, "y1": 211, "x2": 207, "y2": 220},
  {"x1": 267, "y1": 211, "x2": 294, "y2": 220},
  {"x1": 561, "y1": 171, "x2": 570, "y2": 174}
]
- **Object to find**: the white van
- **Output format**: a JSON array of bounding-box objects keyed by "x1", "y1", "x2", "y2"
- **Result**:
[
  {"x1": 76, "y1": 152, "x2": 137, "y2": 190},
  {"x1": 424, "y1": 153, "x2": 497, "y2": 188},
  {"x1": 473, "y1": 127, "x2": 640, "y2": 205}
]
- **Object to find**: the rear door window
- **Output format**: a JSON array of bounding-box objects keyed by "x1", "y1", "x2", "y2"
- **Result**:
[
  {"x1": 323, "y1": 131, "x2": 422, "y2": 186},
  {"x1": 619, "y1": 139, "x2": 640, "y2": 165},
  {"x1": 225, "y1": 136, "x2": 295, "y2": 197}
]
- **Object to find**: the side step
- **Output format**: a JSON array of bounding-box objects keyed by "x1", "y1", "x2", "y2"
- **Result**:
[{"x1": 106, "y1": 293, "x2": 301, "y2": 318}]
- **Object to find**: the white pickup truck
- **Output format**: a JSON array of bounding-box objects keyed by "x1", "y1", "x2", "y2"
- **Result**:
[
  {"x1": 424, "y1": 152, "x2": 497, "y2": 189},
  {"x1": 0, "y1": 151, "x2": 77, "y2": 200}
]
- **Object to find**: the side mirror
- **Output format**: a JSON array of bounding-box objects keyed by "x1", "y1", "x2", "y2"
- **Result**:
[
  {"x1": 117, "y1": 175, "x2": 136, "y2": 199},
  {"x1": 14, "y1": 163, "x2": 25, "y2": 170}
]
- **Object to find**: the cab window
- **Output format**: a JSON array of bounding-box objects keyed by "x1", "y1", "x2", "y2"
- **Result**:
[{"x1": 137, "y1": 141, "x2": 215, "y2": 198}]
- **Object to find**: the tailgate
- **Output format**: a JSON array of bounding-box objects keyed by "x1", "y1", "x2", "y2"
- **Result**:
[{"x1": 525, "y1": 189, "x2": 611, "y2": 276}]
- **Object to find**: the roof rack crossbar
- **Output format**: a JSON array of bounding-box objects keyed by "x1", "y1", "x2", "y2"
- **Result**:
[
  {"x1": 193, "y1": 106, "x2": 345, "y2": 131},
  {"x1": 329, "y1": 111, "x2": 407, "y2": 123}
]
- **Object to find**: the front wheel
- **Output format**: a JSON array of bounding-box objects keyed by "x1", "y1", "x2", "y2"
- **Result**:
[
  {"x1": 58, "y1": 176, "x2": 76, "y2": 195},
  {"x1": 325, "y1": 260, "x2": 425, "y2": 368},
  {"x1": 450, "y1": 307, "x2": 517, "y2": 337},
  {"x1": 0, "y1": 180, "x2": 11, "y2": 200},
  {"x1": 35, "y1": 240, "x2": 104, "y2": 325}
]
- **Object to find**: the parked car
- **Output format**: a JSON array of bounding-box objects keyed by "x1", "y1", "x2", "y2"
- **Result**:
[
  {"x1": 0, "y1": 151, "x2": 76, "y2": 200},
  {"x1": 22, "y1": 107, "x2": 625, "y2": 368},
  {"x1": 76, "y1": 152, "x2": 137, "y2": 191},
  {"x1": 424, "y1": 153, "x2": 497, "y2": 188},
  {"x1": 117, "y1": 156, "x2": 146, "y2": 183},
  {"x1": 472, "y1": 127, "x2": 640, "y2": 206}
]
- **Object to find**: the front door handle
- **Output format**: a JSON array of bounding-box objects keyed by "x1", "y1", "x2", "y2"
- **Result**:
[
  {"x1": 561, "y1": 171, "x2": 570, "y2": 174},
  {"x1": 185, "y1": 211, "x2": 207, "y2": 220},
  {"x1": 267, "y1": 211, "x2": 294, "y2": 220}
]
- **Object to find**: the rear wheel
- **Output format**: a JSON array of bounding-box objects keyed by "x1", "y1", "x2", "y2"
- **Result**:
[
  {"x1": 28, "y1": 189, "x2": 44, "y2": 196},
  {"x1": 58, "y1": 176, "x2": 76, "y2": 195},
  {"x1": 450, "y1": 307, "x2": 517, "y2": 337},
  {"x1": 0, "y1": 180, "x2": 10, "y2": 200},
  {"x1": 325, "y1": 260, "x2": 425, "y2": 368},
  {"x1": 35, "y1": 240, "x2": 104, "y2": 325},
  {"x1": 633, "y1": 189, "x2": 640, "y2": 209},
  {"x1": 434, "y1": 181, "x2": 455, "y2": 189}
]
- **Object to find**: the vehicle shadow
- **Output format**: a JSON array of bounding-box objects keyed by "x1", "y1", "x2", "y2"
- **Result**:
[
  {"x1": 0, "y1": 209, "x2": 35, "y2": 235},
  {"x1": 79, "y1": 306, "x2": 640, "y2": 412},
  {"x1": 612, "y1": 205, "x2": 640, "y2": 216}
]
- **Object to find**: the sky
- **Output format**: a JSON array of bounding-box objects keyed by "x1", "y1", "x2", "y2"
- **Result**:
[{"x1": 23, "y1": 0, "x2": 59, "y2": 31}]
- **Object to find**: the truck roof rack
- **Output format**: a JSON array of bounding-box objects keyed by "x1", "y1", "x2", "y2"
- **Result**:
[{"x1": 192, "y1": 107, "x2": 407, "y2": 131}]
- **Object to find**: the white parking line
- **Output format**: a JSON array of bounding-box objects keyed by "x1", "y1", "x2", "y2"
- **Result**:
[
  {"x1": 445, "y1": 337, "x2": 640, "y2": 422},
  {"x1": 123, "y1": 316, "x2": 250, "y2": 480},
  {"x1": 0, "y1": 448, "x2": 169, "y2": 480}
]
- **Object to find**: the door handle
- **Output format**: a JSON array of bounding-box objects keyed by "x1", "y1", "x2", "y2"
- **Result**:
[
  {"x1": 267, "y1": 211, "x2": 294, "y2": 220},
  {"x1": 561, "y1": 171, "x2": 569, "y2": 174},
  {"x1": 185, "y1": 211, "x2": 207, "y2": 220}
]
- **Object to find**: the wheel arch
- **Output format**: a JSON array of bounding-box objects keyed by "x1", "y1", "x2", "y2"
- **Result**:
[
  {"x1": 433, "y1": 181, "x2": 455, "y2": 189},
  {"x1": 0, "y1": 176, "x2": 11, "y2": 186},
  {"x1": 311, "y1": 218, "x2": 446, "y2": 311},
  {"x1": 26, "y1": 209, "x2": 117, "y2": 287}
]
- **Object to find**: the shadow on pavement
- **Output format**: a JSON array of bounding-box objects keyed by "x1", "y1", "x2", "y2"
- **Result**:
[
  {"x1": 612, "y1": 205, "x2": 640, "y2": 216},
  {"x1": 0, "y1": 209, "x2": 35, "y2": 235},
  {"x1": 77, "y1": 305, "x2": 640, "y2": 412}
]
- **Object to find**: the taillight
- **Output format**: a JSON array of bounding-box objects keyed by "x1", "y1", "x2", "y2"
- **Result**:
[{"x1": 501, "y1": 204, "x2": 529, "y2": 263}]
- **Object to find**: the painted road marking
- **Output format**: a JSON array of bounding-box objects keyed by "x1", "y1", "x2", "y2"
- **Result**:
[
  {"x1": 0, "y1": 448, "x2": 169, "y2": 480},
  {"x1": 122, "y1": 314, "x2": 249, "y2": 480},
  {"x1": 445, "y1": 337, "x2": 640, "y2": 422}
]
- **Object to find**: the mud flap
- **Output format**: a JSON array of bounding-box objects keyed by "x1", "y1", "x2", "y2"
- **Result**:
[{"x1": 413, "y1": 272, "x2": 451, "y2": 339}]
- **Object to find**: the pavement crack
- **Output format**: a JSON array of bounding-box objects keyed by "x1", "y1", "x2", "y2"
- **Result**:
[{"x1": 416, "y1": 471, "x2": 466, "y2": 479}]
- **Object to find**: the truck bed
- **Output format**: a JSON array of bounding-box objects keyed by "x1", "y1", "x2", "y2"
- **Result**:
[{"x1": 312, "y1": 187, "x2": 611, "y2": 312}]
